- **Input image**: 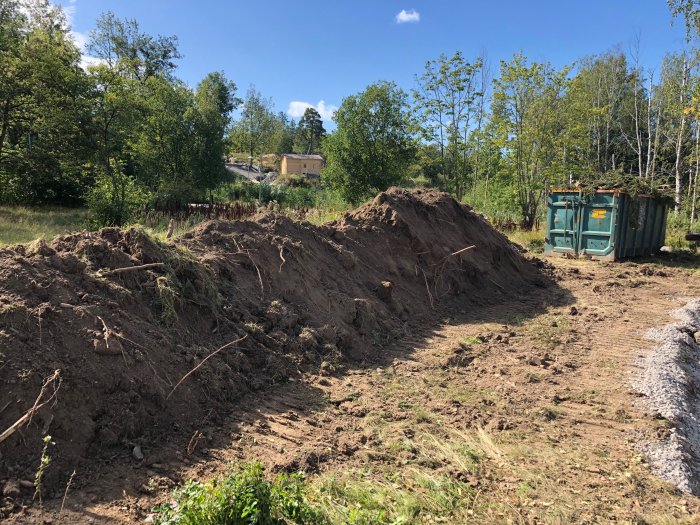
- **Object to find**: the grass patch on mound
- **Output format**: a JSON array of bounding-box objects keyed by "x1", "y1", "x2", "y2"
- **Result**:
[{"x1": 0, "y1": 206, "x2": 88, "y2": 246}]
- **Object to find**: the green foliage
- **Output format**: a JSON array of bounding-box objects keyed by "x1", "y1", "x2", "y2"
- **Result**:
[
  {"x1": 33, "y1": 434, "x2": 54, "y2": 505},
  {"x1": 323, "y1": 81, "x2": 416, "y2": 205},
  {"x1": 86, "y1": 164, "x2": 150, "y2": 226},
  {"x1": 229, "y1": 87, "x2": 279, "y2": 162},
  {"x1": 413, "y1": 51, "x2": 486, "y2": 200},
  {"x1": 579, "y1": 171, "x2": 675, "y2": 204},
  {"x1": 668, "y1": 0, "x2": 700, "y2": 40},
  {"x1": 491, "y1": 53, "x2": 571, "y2": 229},
  {"x1": 152, "y1": 462, "x2": 324, "y2": 525},
  {"x1": 294, "y1": 108, "x2": 326, "y2": 155}
]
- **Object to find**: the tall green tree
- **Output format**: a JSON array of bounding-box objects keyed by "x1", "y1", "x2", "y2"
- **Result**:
[
  {"x1": 413, "y1": 51, "x2": 485, "y2": 200},
  {"x1": 88, "y1": 11, "x2": 180, "y2": 80},
  {"x1": 294, "y1": 107, "x2": 326, "y2": 154},
  {"x1": 323, "y1": 81, "x2": 416, "y2": 204},
  {"x1": 491, "y1": 53, "x2": 570, "y2": 229},
  {"x1": 229, "y1": 86, "x2": 277, "y2": 169},
  {"x1": 190, "y1": 72, "x2": 240, "y2": 195},
  {"x1": 0, "y1": 0, "x2": 91, "y2": 204}
]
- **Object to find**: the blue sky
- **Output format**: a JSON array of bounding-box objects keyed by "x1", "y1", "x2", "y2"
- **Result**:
[{"x1": 59, "y1": 1, "x2": 689, "y2": 123}]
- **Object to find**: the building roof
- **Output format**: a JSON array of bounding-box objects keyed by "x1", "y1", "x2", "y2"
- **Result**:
[{"x1": 282, "y1": 154, "x2": 324, "y2": 161}]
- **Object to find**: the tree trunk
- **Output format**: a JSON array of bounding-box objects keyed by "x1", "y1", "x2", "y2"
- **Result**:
[
  {"x1": 674, "y1": 59, "x2": 689, "y2": 215},
  {"x1": 0, "y1": 98, "x2": 11, "y2": 162},
  {"x1": 693, "y1": 125, "x2": 699, "y2": 224}
]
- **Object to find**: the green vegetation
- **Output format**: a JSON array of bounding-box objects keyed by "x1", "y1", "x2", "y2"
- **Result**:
[
  {"x1": 152, "y1": 462, "x2": 324, "y2": 525},
  {"x1": 323, "y1": 81, "x2": 416, "y2": 205},
  {"x1": 4, "y1": 0, "x2": 700, "y2": 238},
  {"x1": 0, "y1": 206, "x2": 87, "y2": 246}
]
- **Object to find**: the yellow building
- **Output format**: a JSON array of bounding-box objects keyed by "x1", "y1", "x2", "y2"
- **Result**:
[{"x1": 280, "y1": 154, "x2": 325, "y2": 176}]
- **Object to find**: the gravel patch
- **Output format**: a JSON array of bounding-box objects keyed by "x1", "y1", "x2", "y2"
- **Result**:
[{"x1": 632, "y1": 299, "x2": 700, "y2": 495}]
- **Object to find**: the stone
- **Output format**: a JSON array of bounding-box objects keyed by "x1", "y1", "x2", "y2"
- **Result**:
[{"x1": 133, "y1": 445, "x2": 144, "y2": 461}]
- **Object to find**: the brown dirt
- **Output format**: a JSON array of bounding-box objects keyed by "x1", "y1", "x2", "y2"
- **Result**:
[{"x1": 0, "y1": 188, "x2": 551, "y2": 521}]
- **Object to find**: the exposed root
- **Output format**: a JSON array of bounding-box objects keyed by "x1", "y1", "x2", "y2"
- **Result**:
[
  {"x1": 0, "y1": 370, "x2": 61, "y2": 444},
  {"x1": 166, "y1": 335, "x2": 248, "y2": 400}
]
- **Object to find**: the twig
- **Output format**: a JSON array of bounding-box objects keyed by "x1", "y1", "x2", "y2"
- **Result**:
[
  {"x1": 99, "y1": 263, "x2": 165, "y2": 276},
  {"x1": 59, "y1": 470, "x2": 77, "y2": 518},
  {"x1": 418, "y1": 266, "x2": 434, "y2": 309},
  {"x1": 0, "y1": 370, "x2": 62, "y2": 444},
  {"x1": 96, "y1": 316, "x2": 128, "y2": 365},
  {"x1": 187, "y1": 431, "x2": 204, "y2": 456},
  {"x1": 231, "y1": 238, "x2": 264, "y2": 299},
  {"x1": 166, "y1": 335, "x2": 248, "y2": 400},
  {"x1": 447, "y1": 245, "x2": 476, "y2": 258},
  {"x1": 278, "y1": 246, "x2": 286, "y2": 273}
]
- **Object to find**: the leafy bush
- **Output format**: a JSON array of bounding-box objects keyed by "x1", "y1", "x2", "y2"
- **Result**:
[
  {"x1": 87, "y1": 164, "x2": 150, "y2": 227},
  {"x1": 152, "y1": 462, "x2": 325, "y2": 525}
]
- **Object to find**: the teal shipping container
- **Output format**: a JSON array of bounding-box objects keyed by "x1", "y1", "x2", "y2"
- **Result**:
[{"x1": 544, "y1": 190, "x2": 668, "y2": 261}]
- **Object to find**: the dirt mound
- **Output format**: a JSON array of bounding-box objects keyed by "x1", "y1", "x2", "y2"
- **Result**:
[{"x1": 0, "y1": 188, "x2": 545, "y2": 505}]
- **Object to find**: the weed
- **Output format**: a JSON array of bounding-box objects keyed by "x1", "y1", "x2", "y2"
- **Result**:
[
  {"x1": 33, "y1": 435, "x2": 54, "y2": 505},
  {"x1": 462, "y1": 336, "x2": 483, "y2": 345},
  {"x1": 152, "y1": 462, "x2": 324, "y2": 525}
]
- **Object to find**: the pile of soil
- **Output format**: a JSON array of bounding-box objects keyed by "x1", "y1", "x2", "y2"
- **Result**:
[{"x1": 0, "y1": 188, "x2": 546, "y2": 506}]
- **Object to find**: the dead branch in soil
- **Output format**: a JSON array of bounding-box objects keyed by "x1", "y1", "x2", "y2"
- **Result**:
[
  {"x1": 96, "y1": 315, "x2": 128, "y2": 365},
  {"x1": 98, "y1": 263, "x2": 165, "y2": 276},
  {"x1": 0, "y1": 369, "x2": 62, "y2": 444},
  {"x1": 59, "y1": 469, "x2": 76, "y2": 518},
  {"x1": 279, "y1": 246, "x2": 286, "y2": 273},
  {"x1": 446, "y1": 245, "x2": 476, "y2": 259},
  {"x1": 187, "y1": 430, "x2": 205, "y2": 456},
  {"x1": 166, "y1": 335, "x2": 248, "y2": 400},
  {"x1": 417, "y1": 265, "x2": 434, "y2": 309},
  {"x1": 231, "y1": 238, "x2": 264, "y2": 299}
]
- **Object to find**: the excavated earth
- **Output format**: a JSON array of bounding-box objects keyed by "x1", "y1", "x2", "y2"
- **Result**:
[{"x1": 0, "y1": 188, "x2": 550, "y2": 518}]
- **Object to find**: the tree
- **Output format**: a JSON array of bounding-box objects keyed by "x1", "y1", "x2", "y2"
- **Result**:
[
  {"x1": 669, "y1": 0, "x2": 700, "y2": 40},
  {"x1": 294, "y1": 107, "x2": 325, "y2": 154},
  {"x1": 323, "y1": 81, "x2": 416, "y2": 204},
  {"x1": 190, "y1": 72, "x2": 240, "y2": 195},
  {"x1": 491, "y1": 53, "x2": 570, "y2": 229},
  {"x1": 88, "y1": 11, "x2": 180, "y2": 79},
  {"x1": 228, "y1": 86, "x2": 277, "y2": 169},
  {"x1": 413, "y1": 51, "x2": 485, "y2": 200},
  {"x1": 0, "y1": 0, "x2": 92, "y2": 204},
  {"x1": 272, "y1": 112, "x2": 296, "y2": 155}
]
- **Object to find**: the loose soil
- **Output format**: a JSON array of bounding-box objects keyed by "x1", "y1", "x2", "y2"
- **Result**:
[{"x1": 1, "y1": 188, "x2": 699, "y2": 523}]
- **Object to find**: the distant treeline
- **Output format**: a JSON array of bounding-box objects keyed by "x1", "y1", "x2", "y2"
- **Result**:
[{"x1": 3, "y1": 0, "x2": 700, "y2": 229}]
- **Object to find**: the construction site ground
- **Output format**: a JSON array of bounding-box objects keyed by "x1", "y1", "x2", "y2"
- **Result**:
[{"x1": 10, "y1": 255, "x2": 698, "y2": 524}]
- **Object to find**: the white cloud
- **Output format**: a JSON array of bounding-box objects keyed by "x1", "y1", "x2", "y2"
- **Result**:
[
  {"x1": 287, "y1": 100, "x2": 338, "y2": 121},
  {"x1": 395, "y1": 9, "x2": 420, "y2": 24}
]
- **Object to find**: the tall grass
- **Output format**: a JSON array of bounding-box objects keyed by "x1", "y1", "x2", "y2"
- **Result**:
[{"x1": 0, "y1": 206, "x2": 88, "y2": 246}]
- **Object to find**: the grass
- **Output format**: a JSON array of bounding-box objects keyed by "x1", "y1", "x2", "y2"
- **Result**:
[
  {"x1": 506, "y1": 227, "x2": 545, "y2": 253},
  {"x1": 0, "y1": 206, "x2": 88, "y2": 246}
]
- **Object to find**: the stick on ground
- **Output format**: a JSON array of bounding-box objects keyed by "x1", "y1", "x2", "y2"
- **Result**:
[
  {"x1": 166, "y1": 335, "x2": 248, "y2": 400},
  {"x1": 99, "y1": 263, "x2": 165, "y2": 276}
]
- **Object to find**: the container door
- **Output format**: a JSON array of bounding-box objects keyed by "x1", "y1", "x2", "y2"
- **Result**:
[
  {"x1": 546, "y1": 192, "x2": 580, "y2": 255},
  {"x1": 579, "y1": 193, "x2": 617, "y2": 260}
]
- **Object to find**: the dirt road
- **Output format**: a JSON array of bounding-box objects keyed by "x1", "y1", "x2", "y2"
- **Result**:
[{"x1": 13, "y1": 254, "x2": 698, "y2": 524}]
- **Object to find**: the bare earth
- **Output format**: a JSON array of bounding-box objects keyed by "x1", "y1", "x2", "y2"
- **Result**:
[
  {"x1": 10, "y1": 258, "x2": 698, "y2": 524},
  {"x1": 3, "y1": 191, "x2": 700, "y2": 524}
]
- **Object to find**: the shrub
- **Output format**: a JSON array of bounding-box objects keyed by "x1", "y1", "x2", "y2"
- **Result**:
[
  {"x1": 87, "y1": 163, "x2": 150, "y2": 227},
  {"x1": 152, "y1": 462, "x2": 325, "y2": 525}
]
